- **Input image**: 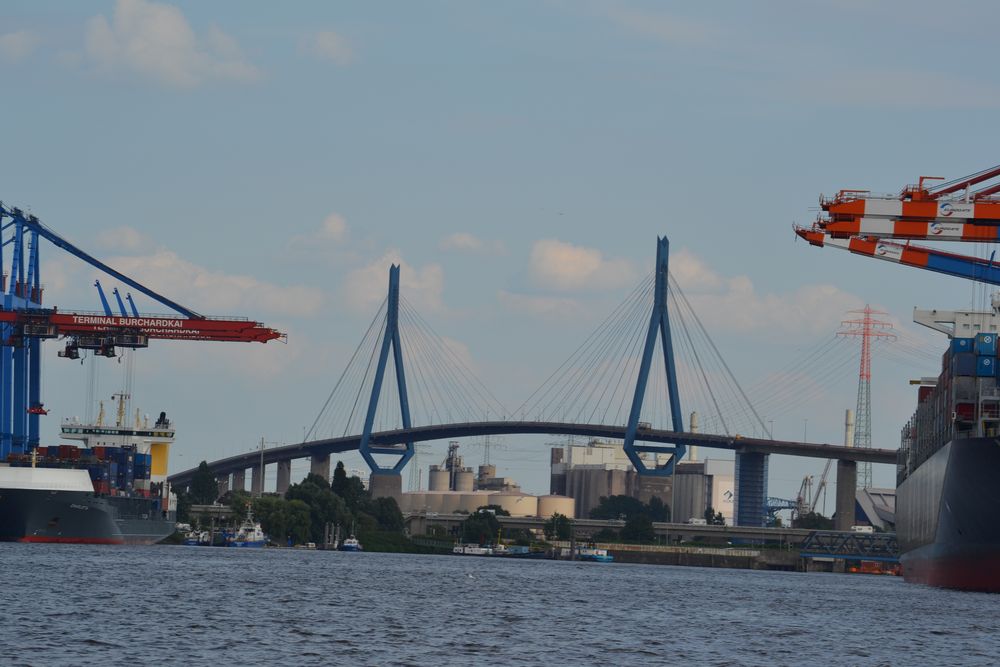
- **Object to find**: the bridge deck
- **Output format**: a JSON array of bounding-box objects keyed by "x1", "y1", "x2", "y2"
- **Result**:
[{"x1": 168, "y1": 421, "x2": 898, "y2": 487}]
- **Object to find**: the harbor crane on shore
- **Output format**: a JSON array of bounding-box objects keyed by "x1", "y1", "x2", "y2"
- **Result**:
[
  {"x1": 795, "y1": 163, "x2": 1000, "y2": 285},
  {"x1": 0, "y1": 202, "x2": 284, "y2": 460}
]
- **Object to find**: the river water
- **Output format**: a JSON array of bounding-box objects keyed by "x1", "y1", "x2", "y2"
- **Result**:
[{"x1": 1, "y1": 544, "x2": 997, "y2": 666}]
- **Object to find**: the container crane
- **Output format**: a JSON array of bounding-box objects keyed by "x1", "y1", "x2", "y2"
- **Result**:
[
  {"x1": 795, "y1": 164, "x2": 1000, "y2": 285},
  {"x1": 0, "y1": 202, "x2": 284, "y2": 461}
]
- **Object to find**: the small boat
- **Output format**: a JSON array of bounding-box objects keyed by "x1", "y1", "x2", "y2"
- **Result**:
[
  {"x1": 227, "y1": 509, "x2": 267, "y2": 548},
  {"x1": 338, "y1": 535, "x2": 363, "y2": 552},
  {"x1": 183, "y1": 529, "x2": 211, "y2": 546},
  {"x1": 452, "y1": 543, "x2": 493, "y2": 556},
  {"x1": 574, "y1": 546, "x2": 614, "y2": 563}
]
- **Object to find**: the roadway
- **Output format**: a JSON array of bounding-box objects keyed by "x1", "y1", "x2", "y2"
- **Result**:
[{"x1": 168, "y1": 420, "x2": 898, "y2": 487}]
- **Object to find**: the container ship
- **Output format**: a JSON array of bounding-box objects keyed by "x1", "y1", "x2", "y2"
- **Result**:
[
  {"x1": 0, "y1": 393, "x2": 176, "y2": 544},
  {"x1": 897, "y1": 307, "x2": 1000, "y2": 592}
]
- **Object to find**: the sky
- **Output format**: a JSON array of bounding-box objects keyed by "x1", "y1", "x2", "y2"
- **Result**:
[{"x1": 2, "y1": 0, "x2": 999, "y2": 505}]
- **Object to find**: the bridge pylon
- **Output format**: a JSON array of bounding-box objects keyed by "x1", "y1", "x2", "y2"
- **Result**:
[
  {"x1": 358, "y1": 264, "x2": 414, "y2": 476},
  {"x1": 622, "y1": 236, "x2": 686, "y2": 476}
]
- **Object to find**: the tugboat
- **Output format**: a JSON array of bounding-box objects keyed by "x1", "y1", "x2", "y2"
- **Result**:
[
  {"x1": 338, "y1": 534, "x2": 363, "y2": 552},
  {"x1": 226, "y1": 508, "x2": 267, "y2": 548}
]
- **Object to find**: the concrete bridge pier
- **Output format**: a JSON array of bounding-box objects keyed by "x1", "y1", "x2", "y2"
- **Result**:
[
  {"x1": 369, "y1": 472, "x2": 402, "y2": 502},
  {"x1": 310, "y1": 453, "x2": 330, "y2": 482},
  {"x1": 232, "y1": 469, "x2": 246, "y2": 492},
  {"x1": 251, "y1": 464, "x2": 263, "y2": 497},
  {"x1": 276, "y1": 460, "x2": 292, "y2": 495},
  {"x1": 734, "y1": 451, "x2": 769, "y2": 527},
  {"x1": 835, "y1": 460, "x2": 857, "y2": 531}
]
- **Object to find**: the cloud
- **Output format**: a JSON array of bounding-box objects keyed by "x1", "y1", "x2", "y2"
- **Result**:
[
  {"x1": 84, "y1": 0, "x2": 260, "y2": 87},
  {"x1": 439, "y1": 233, "x2": 505, "y2": 255},
  {"x1": 105, "y1": 249, "x2": 324, "y2": 318},
  {"x1": 669, "y1": 248, "x2": 864, "y2": 335},
  {"x1": 0, "y1": 30, "x2": 39, "y2": 63},
  {"x1": 528, "y1": 239, "x2": 636, "y2": 291},
  {"x1": 319, "y1": 213, "x2": 349, "y2": 242},
  {"x1": 342, "y1": 251, "x2": 445, "y2": 313},
  {"x1": 605, "y1": 7, "x2": 718, "y2": 47},
  {"x1": 288, "y1": 212, "x2": 351, "y2": 251},
  {"x1": 300, "y1": 30, "x2": 353, "y2": 65},
  {"x1": 497, "y1": 290, "x2": 584, "y2": 320},
  {"x1": 96, "y1": 225, "x2": 153, "y2": 253}
]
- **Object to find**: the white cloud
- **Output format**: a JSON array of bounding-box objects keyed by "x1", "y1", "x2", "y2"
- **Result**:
[
  {"x1": 96, "y1": 225, "x2": 153, "y2": 253},
  {"x1": 300, "y1": 30, "x2": 353, "y2": 65},
  {"x1": 439, "y1": 233, "x2": 505, "y2": 255},
  {"x1": 606, "y1": 7, "x2": 718, "y2": 47},
  {"x1": 84, "y1": 0, "x2": 260, "y2": 87},
  {"x1": 669, "y1": 248, "x2": 864, "y2": 335},
  {"x1": 342, "y1": 251, "x2": 445, "y2": 313},
  {"x1": 106, "y1": 249, "x2": 324, "y2": 318},
  {"x1": 497, "y1": 290, "x2": 583, "y2": 320},
  {"x1": 528, "y1": 239, "x2": 636, "y2": 291},
  {"x1": 0, "y1": 30, "x2": 39, "y2": 63},
  {"x1": 320, "y1": 213, "x2": 349, "y2": 242}
]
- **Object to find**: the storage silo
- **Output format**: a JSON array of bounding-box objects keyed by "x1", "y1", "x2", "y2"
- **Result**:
[
  {"x1": 429, "y1": 465, "x2": 450, "y2": 492},
  {"x1": 536, "y1": 495, "x2": 576, "y2": 519},
  {"x1": 490, "y1": 491, "x2": 538, "y2": 517},
  {"x1": 423, "y1": 492, "x2": 445, "y2": 514},
  {"x1": 439, "y1": 492, "x2": 463, "y2": 514},
  {"x1": 455, "y1": 468, "x2": 475, "y2": 492},
  {"x1": 459, "y1": 492, "x2": 492, "y2": 514}
]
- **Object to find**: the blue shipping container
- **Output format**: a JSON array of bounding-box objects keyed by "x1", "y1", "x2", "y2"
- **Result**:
[
  {"x1": 978, "y1": 356, "x2": 996, "y2": 377},
  {"x1": 953, "y1": 352, "x2": 977, "y2": 377},
  {"x1": 975, "y1": 333, "x2": 998, "y2": 356},
  {"x1": 953, "y1": 337, "x2": 974, "y2": 353}
]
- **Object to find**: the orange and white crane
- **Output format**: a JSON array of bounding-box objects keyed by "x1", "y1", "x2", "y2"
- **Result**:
[{"x1": 795, "y1": 164, "x2": 1000, "y2": 284}]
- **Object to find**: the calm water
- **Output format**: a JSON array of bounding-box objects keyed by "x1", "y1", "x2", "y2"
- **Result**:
[{"x1": 1, "y1": 544, "x2": 997, "y2": 666}]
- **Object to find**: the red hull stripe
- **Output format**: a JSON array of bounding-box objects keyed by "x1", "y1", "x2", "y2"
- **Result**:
[{"x1": 903, "y1": 554, "x2": 1000, "y2": 593}]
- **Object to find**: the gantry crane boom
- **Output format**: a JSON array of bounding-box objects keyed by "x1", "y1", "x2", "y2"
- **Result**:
[{"x1": 796, "y1": 165, "x2": 1000, "y2": 285}]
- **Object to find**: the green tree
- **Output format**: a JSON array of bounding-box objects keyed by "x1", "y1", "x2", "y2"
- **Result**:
[
  {"x1": 647, "y1": 496, "x2": 670, "y2": 522},
  {"x1": 173, "y1": 489, "x2": 192, "y2": 523},
  {"x1": 190, "y1": 461, "x2": 218, "y2": 505},
  {"x1": 286, "y1": 473, "x2": 352, "y2": 543},
  {"x1": 591, "y1": 528, "x2": 619, "y2": 542},
  {"x1": 621, "y1": 514, "x2": 655, "y2": 542},
  {"x1": 703, "y1": 506, "x2": 726, "y2": 526},
  {"x1": 590, "y1": 495, "x2": 646, "y2": 521},
  {"x1": 543, "y1": 513, "x2": 573, "y2": 540},
  {"x1": 461, "y1": 508, "x2": 502, "y2": 544},
  {"x1": 794, "y1": 511, "x2": 834, "y2": 530}
]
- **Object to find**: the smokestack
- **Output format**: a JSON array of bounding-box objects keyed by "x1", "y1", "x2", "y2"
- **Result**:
[{"x1": 689, "y1": 411, "x2": 699, "y2": 462}]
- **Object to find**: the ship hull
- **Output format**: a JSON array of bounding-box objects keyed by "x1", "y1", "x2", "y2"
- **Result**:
[
  {"x1": 0, "y1": 488, "x2": 174, "y2": 546},
  {"x1": 897, "y1": 437, "x2": 1000, "y2": 593}
]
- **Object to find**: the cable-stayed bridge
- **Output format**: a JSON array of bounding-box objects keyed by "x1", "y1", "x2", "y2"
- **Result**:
[{"x1": 170, "y1": 237, "x2": 897, "y2": 527}]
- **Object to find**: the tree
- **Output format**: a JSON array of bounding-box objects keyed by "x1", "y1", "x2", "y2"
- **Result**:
[
  {"x1": 543, "y1": 513, "x2": 573, "y2": 540},
  {"x1": 621, "y1": 514, "x2": 655, "y2": 542},
  {"x1": 190, "y1": 461, "x2": 218, "y2": 505},
  {"x1": 330, "y1": 461, "x2": 366, "y2": 510},
  {"x1": 704, "y1": 506, "x2": 726, "y2": 526},
  {"x1": 173, "y1": 489, "x2": 192, "y2": 523},
  {"x1": 647, "y1": 496, "x2": 670, "y2": 522},
  {"x1": 461, "y1": 508, "x2": 502, "y2": 544},
  {"x1": 286, "y1": 473, "x2": 352, "y2": 543},
  {"x1": 589, "y1": 495, "x2": 646, "y2": 521},
  {"x1": 794, "y1": 511, "x2": 834, "y2": 530}
]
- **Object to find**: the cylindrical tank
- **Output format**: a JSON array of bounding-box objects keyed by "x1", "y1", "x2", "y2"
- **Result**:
[
  {"x1": 536, "y1": 495, "x2": 576, "y2": 519},
  {"x1": 423, "y1": 492, "x2": 445, "y2": 514},
  {"x1": 397, "y1": 492, "x2": 416, "y2": 513},
  {"x1": 490, "y1": 491, "x2": 538, "y2": 517},
  {"x1": 478, "y1": 464, "x2": 496, "y2": 482},
  {"x1": 429, "y1": 465, "x2": 450, "y2": 492},
  {"x1": 455, "y1": 468, "x2": 475, "y2": 492},
  {"x1": 459, "y1": 492, "x2": 492, "y2": 513},
  {"x1": 439, "y1": 492, "x2": 462, "y2": 514}
]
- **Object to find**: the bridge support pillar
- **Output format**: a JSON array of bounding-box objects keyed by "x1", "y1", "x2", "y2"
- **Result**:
[
  {"x1": 251, "y1": 464, "x2": 263, "y2": 497},
  {"x1": 232, "y1": 469, "x2": 246, "y2": 492},
  {"x1": 310, "y1": 453, "x2": 330, "y2": 482},
  {"x1": 734, "y1": 451, "x2": 769, "y2": 527},
  {"x1": 276, "y1": 460, "x2": 292, "y2": 495},
  {"x1": 369, "y1": 472, "x2": 402, "y2": 502},
  {"x1": 216, "y1": 476, "x2": 230, "y2": 497},
  {"x1": 835, "y1": 460, "x2": 857, "y2": 531}
]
